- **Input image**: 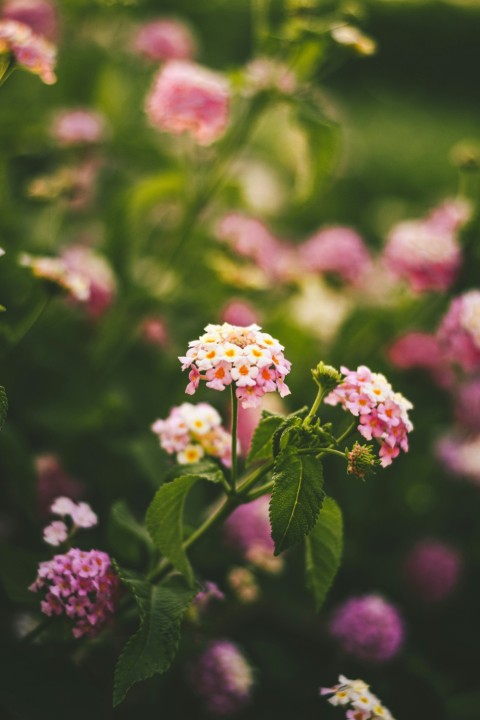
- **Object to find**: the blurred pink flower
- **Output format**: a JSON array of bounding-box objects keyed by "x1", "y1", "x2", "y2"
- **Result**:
[
  {"x1": 133, "y1": 18, "x2": 195, "y2": 62},
  {"x1": 51, "y1": 108, "x2": 106, "y2": 147},
  {"x1": 43, "y1": 520, "x2": 68, "y2": 546},
  {"x1": 387, "y1": 332, "x2": 454, "y2": 388},
  {"x1": 2, "y1": 0, "x2": 58, "y2": 41},
  {"x1": 0, "y1": 18, "x2": 56, "y2": 83},
  {"x1": 438, "y1": 291, "x2": 480, "y2": 372},
  {"x1": 403, "y1": 539, "x2": 462, "y2": 603},
  {"x1": 455, "y1": 378, "x2": 480, "y2": 432},
  {"x1": 299, "y1": 226, "x2": 371, "y2": 285},
  {"x1": 221, "y1": 299, "x2": 259, "y2": 328},
  {"x1": 244, "y1": 57, "x2": 297, "y2": 95},
  {"x1": 436, "y1": 432, "x2": 480, "y2": 484},
  {"x1": 145, "y1": 60, "x2": 230, "y2": 145},
  {"x1": 427, "y1": 198, "x2": 471, "y2": 234},
  {"x1": 224, "y1": 495, "x2": 282, "y2": 572},
  {"x1": 139, "y1": 316, "x2": 169, "y2": 347},
  {"x1": 236, "y1": 404, "x2": 262, "y2": 458},
  {"x1": 61, "y1": 245, "x2": 116, "y2": 318}
]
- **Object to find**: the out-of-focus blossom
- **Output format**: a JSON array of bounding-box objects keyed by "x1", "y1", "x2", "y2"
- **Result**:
[
  {"x1": 236, "y1": 404, "x2": 262, "y2": 458},
  {"x1": 51, "y1": 108, "x2": 106, "y2": 147},
  {"x1": 30, "y1": 548, "x2": 120, "y2": 638},
  {"x1": 235, "y1": 160, "x2": 286, "y2": 215},
  {"x1": 387, "y1": 332, "x2": 454, "y2": 388},
  {"x1": 455, "y1": 378, "x2": 480, "y2": 431},
  {"x1": 180, "y1": 323, "x2": 291, "y2": 410},
  {"x1": 133, "y1": 18, "x2": 195, "y2": 62},
  {"x1": 299, "y1": 226, "x2": 371, "y2": 285},
  {"x1": 20, "y1": 252, "x2": 90, "y2": 301},
  {"x1": 224, "y1": 495, "x2": 282, "y2": 572},
  {"x1": 227, "y1": 566, "x2": 260, "y2": 603},
  {"x1": 221, "y1": 299, "x2": 259, "y2": 328},
  {"x1": 0, "y1": 247, "x2": 4, "y2": 257},
  {"x1": 28, "y1": 158, "x2": 103, "y2": 211},
  {"x1": 70, "y1": 501, "x2": 98, "y2": 529},
  {"x1": 329, "y1": 595, "x2": 404, "y2": 663},
  {"x1": 36, "y1": 455, "x2": 83, "y2": 518},
  {"x1": 61, "y1": 246, "x2": 116, "y2": 318},
  {"x1": 2, "y1": 0, "x2": 58, "y2": 41},
  {"x1": 321, "y1": 675, "x2": 395, "y2": 719},
  {"x1": 438, "y1": 291, "x2": 480, "y2": 372},
  {"x1": 331, "y1": 25, "x2": 377, "y2": 55},
  {"x1": 290, "y1": 278, "x2": 352, "y2": 343},
  {"x1": 145, "y1": 60, "x2": 230, "y2": 145},
  {"x1": 190, "y1": 640, "x2": 254, "y2": 716},
  {"x1": 152, "y1": 402, "x2": 233, "y2": 466},
  {"x1": 403, "y1": 539, "x2": 462, "y2": 603},
  {"x1": 436, "y1": 432, "x2": 480, "y2": 484},
  {"x1": 325, "y1": 366, "x2": 413, "y2": 467},
  {"x1": 46, "y1": 495, "x2": 98, "y2": 540},
  {"x1": 139, "y1": 316, "x2": 169, "y2": 347},
  {"x1": 384, "y1": 201, "x2": 465, "y2": 293},
  {"x1": 0, "y1": 18, "x2": 56, "y2": 83},
  {"x1": 192, "y1": 581, "x2": 225, "y2": 615},
  {"x1": 43, "y1": 520, "x2": 68, "y2": 546},
  {"x1": 244, "y1": 57, "x2": 297, "y2": 95}
]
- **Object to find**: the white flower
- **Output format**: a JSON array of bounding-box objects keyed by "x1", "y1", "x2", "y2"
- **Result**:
[
  {"x1": 43, "y1": 520, "x2": 68, "y2": 546},
  {"x1": 50, "y1": 496, "x2": 76, "y2": 516},
  {"x1": 177, "y1": 443, "x2": 205, "y2": 464},
  {"x1": 71, "y1": 502, "x2": 98, "y2": 529}
]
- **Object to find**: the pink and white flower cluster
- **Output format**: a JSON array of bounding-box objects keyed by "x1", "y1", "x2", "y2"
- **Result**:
[
  {"x1": 324, "y1": 366, "x2": 413, "y2": 467},
  {"x1": 383, "y1": 199, "x2": 469, "y2": 293},
  {"x1": 438, "y1": 290, "x2": 480, "y2": 372},
  {"x1": 0, "y1": 18, "x2": 56, "y2": 84},
  {"x1": 51, "y1": 108, "x2": 106, "y2": 147},
  {"x1": 151, "y1": 402, "x2": 232, "y2": 466},
  {"x1": 43, "y1": 496, "x2": 98, "y2": 546},
  {"x1": 2, "y1": 0, "x2": 58, "y2": 41},
  {"x1": 20, "y1": 252, "x2": 90, "y2": 301},
  {"x1": 134, "y1": 18, "x2": 195, "y2": 62},
  {"x1": 299, "y1": 226, "x2": 372, "y2": 285},
  {"x1": 29, "y1": 548, "x2": 120, "y2": 638},
  {"x1": 145, "y1": 60, "x2": 230, "y2": 145},
  {"x1": 179, "y1": 323, "x2": 291, "y2": 409},
  {"x1": 321, "y1": 675, "x2": 395, "y2": 720}
]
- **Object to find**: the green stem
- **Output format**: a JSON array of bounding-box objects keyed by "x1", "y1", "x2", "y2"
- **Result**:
[
  {"x1": 230, "y1": 385, "x2": 238, "y2": 491},
  {"x1": 252, "y1": 0, "x2": 269, "y2": 50},
  {"x1": 237, "y1": 459, "x2": 273, "y2": 496},
  {"x1": 4, "y1": 294, "x2": 51, "y2": 359},
  {"x1": 304, "y1": 384, "x2": 325, "y2": 425},
  {"x1": 317, "y1": 447, "x2": 347, "y2": 461},
  {"x1": 335, "y1": 420, "x2": 357, "y2": 446},
  {"x1": 246, "y1": 479, "x2": 274, "y2": 501},
  {"x1": 0, "y1": 56, "x2": 15, "y2": 88}
]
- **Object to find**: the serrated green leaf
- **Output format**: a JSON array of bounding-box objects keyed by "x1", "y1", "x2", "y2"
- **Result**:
[
  {"x1": 111, "y1": 500, "x2": 152, "y2": 546},
  {"x1": 146, "y1": 474, "x2": 203, "y2": 584},
  {"x1": 305, "y1": 497, "x2": 343, "y2": 611},
  {"x1": 0, "y1": 386, "x2": 7, "y2": 430},
  {"x1": 108, "y1": 500, "x2": 154, "y2": 564},
  {"x1": 272, "y1": 406, "x2": 309, "y2": 457},
  {"x1": 247, "y1": 410, "x2": 285, "y2": 465},
  {"x1": 113, "y1": 573, "x2": 197, "y2": 707},
  {"x1": 165, "y1": 460, "x2": 224, "y2": 485},
  {"x1": 269, "y1": 448, "x2": 325, "y2": 555}
]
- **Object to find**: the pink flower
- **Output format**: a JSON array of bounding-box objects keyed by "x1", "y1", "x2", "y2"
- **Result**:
[
  {"x1": 387, "y1": 332, "x2": 453, "y2": 388},
  {"x1": 221, "y1": 299, "x2": 259, "y2": 328},
  {"x1": 436, "y1": 432, "x2": 480, "y2": 484},
  {"x1": 0, "y1": 18, "x2": 56, "y2": 83},
  {"x1": 50, "y1": 496, "x2": 76, "y2": 516},
  {"x1": 454, "y1": 378, "x2": 480, "y2": 432},
  {"x1": 403, "y1": 539, "x2": 462, "y2": 603},
  {"x1": 20, "y1": 252, "x2": 90, "y2": 301},
  {"x1": 299, "y1": 226, "x2": 371, "y2": 285},
  {"x1": 192, "y1": 581, "x2": 225, "y2": 615},
  {"x1": 51, "y1": 108, "x2": 106, "y2": 147},
  {"x1": 438, "y1": 291, "x2": 480, "y2": 372},
  {"x1": 244, "y1": 57, "x2": 297, "y2": 95},
  {"x1": 43, "y1": 520, "x2": 68, "y2": 546},
  {"x1": 145, "y1": 60, "x2": 230, "y2": 145},
  {"x1": 71, "y1": 502, "x2": 97, "y2": 529},
  {"x1": 61, "y1": 246, "x2": 116, "y2": 318},
  {"x1": 224, "y1": 495, "x2": 282, "y2": 572},
  {"x1": 139, "y1": 316, "x2": 169, "y2": 347},
  {"x1": 236, "y1": 404, "x2": 262, "y2": 457},
  {"x1": 30, "y1": 548, "x2": 120, "y2": 638},
  {"x1": 2, "y1": 0, "x2": 58, "y2": 41},
  {"x1": 133, "y1": 18, "x2": 195, "y2": 62}
]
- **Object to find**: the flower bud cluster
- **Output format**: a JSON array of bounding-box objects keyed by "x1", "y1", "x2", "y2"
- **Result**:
[
  {"x1": 325, "y1": 366, "x2": 413, "y2": 467},
  {"x1": 151, "y1": 402, "x2": 233, "y2": 466},
  {"x1": 180, "y1": 323, "x2": 291, "y2": 409}
]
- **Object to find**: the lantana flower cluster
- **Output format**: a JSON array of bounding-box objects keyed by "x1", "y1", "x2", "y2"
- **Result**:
[
  {"x1": 321, "y1": 675, "x2": 395, "y2": 720},
  {"x1": 0, "y1": 18, "x2": 56, "y2": 84},
  {"x1": 325, "y1": 366, "x2": 413, "y2": 467},
  {"x1": 43, "y1": 496, "x2": 98, "y2": 546},
  {"x1": 179, "y1": 323, "x2": 291, "y2": 409},
  {"x1": 151, "y1": 402, "x2": 232, "y2": 466},
  {"x1": 30, "y1": 548, "x2": 120, "y2": 638}
]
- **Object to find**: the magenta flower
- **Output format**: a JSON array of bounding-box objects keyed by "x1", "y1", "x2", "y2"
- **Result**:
[
  {"x1": 51, "y1": 108, "x2": 106, "y2": 147},
  {"x1": 190, "y1": 640, "x2": 254, "y2": 715},
  {"x1": 438, "y1": 291, "x2": 480, "y2": 372},
  {"x1": 324, "y1": 365, "x2": 413, "y2": 467},
  {"x1": 145, "y1": 60, "x2": 230, "y2": 145},
  {"x1": 133, "y1": 18, "x2": 195, "y2": 62},
  {"x1": 387, "y1": 332, "x2": 453, "y2": 388},
  {"x1": 329, "y1": 595, "x2": 404, "y2": 663},
  {"x1": 299, "y1": 226, "x2": 371, "y2": 285},
  {"x1": 30, "y1": 548, "x2": 121, "y2": 638},
  {"x1": 2, "y1": 0, "x2": 58, "y2": 41},
  {"x1": 180, "y1": 323, "x2": 291, "y2": 410},
  {"x1": 403, "y1": 540, "x2": 462, "y2": 603},
  {"x1": 0, "y1": 19, "x2": 56, "y2": 84},
  {"x1": 192, "y1": 581, "x2": 225, "y2": 615}
]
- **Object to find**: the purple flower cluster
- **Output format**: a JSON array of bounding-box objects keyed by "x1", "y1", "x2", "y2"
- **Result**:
[
  {"x1": 403, "y1": 540, "x2": 462, "y2": 603},
  {"x1": 30, "y1": 548, "x2": 120, "y2": 638}
]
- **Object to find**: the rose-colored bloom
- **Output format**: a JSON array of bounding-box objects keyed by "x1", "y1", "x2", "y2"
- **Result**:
[
  {"x1": 50, "y1": 496, "x2": 76, "y2": 516},
  {"x1": 0, "y1": 18, "x2": 56, "y2": 83},
  {"x1": 438, "y1": 291, "x2": 480, "y2": 372},
  {"x1": 427, "y1": 198, "x2": 471, "y2": 234},
  {"x1": 2, "y1": 0, "x2": 58, "y2": 41},
  {"x1": 244, "y1": 57, "x2": 297, "y2": 95},
  {"x1": 180, "y1": 322, "x2": 291, "y2": 410},
  {"x1": 51, "y1": 109, "x2": 105, "y2": 147},
  {"x1": 61, "y1": 246, "x2": 116, "y2": 318},
  {"x1": 329, "y1": 595, "x2": 404, "y2": 663},
  {"x1": 190, "y1": 640, "x2": 254, "y2": 715},
  {"x1": 43, "y1": 520, "x2": 68, "y2": 546},
  {"x1": 387, "y1": 332, "x2": 453, "y2": 388},
  {"x1": 299, "y1": 226, "x2": 371, "y2": 285},
  {"x1": 325, "y1": 366, "x2": 413, "y2": 467},
  {"x1": 30, "y1": 548, "x2": 120, "y2": 638},
  {"x1": 436, "y1": 432, "x2": 480, "y2": 484},
  {"x1": 152, "y1": 401, "x2": 232, "y2": 466},
  {"x1": 145, "y1": 60, "x2": 230, "y2": 145},
  {"x1": 71, "y1": 501, "x2": 98, "y2": 529},
  {"x1": 221, "y1": 299, "x2": 259, "y2": 328},
  {"x1": 36, "y1": 455, "x2": 83, "y2": 518},
  {"x1": 139, "y1": 316, "x2": 168, "y2": 347},
  {"x1": 133, "y1": 18, "x2": 195, "y2": 62},
  {"x1": 321, "y1": 675, "x2": 395, "y2": 720},
  {"x1": 403, "y1": 540, "x2": 462, "y2": 603}
]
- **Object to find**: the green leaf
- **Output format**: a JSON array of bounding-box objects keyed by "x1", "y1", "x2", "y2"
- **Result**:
[
  {"x1": 146, "y1": 474, "x2": 204, "y2": 584},
  {"x1": 305, "y1": 497, "x2": 343, "y2": 611},
  {"x1": 269, "y1": 448, "x2": 325, "y2": 555},
  {"x1": 247, "y1": 410, "x2": 285, "y2": 465},
  {"x1": 0, "y1": 386, "x2": 7, "y2": 430},
  {"x1": 272, "y1": 406, "x2": 309, "y2": 457},
  {"x1": 113, "y1": 573, "x2": 197, "y2": 707},
  {"x1": 165, "y1": 460, "x2": 224, "y2": 485},
  {"x1": 108, "y1": 500, "x2": 153, "y2": 565}
]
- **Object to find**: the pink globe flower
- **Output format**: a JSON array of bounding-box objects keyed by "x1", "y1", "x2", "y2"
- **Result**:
[
  {"x1": 145, "y1": 60, "x2": 230, "y2": 145},
  {"x1": 438, "y1": 291, "x2": 480, "y2": 372},
  {"x1": 0, "y1": 18, "x2": 56, "y2": 83},
  {"x1": 61, "y1": 246, "x2": 116, "y2": 318},
  {"x1": 329, "y1": 595, "x2": 405, "y2": 663},
  {"x1": 403, "y1": 540, "x2": 462, "y2": 603},
  {"x1": 133, "y1": 18, "x2": 195, "y2": 62},
  {"x1": 2, "y1": 0, "x2": 58, "y2": 41},
  {"x1": 387, "y1": 332, "x2": 453, "y2": 388},
  {"x1": 30, "y1": 548, "x2": 121, "y2": 638},
  {"x1": 51, "y1": 108, "x2": 106, "y2": 147},
  {"x1": 299, "y1": 226, "x2": 371, "y2": 285},
  {"x1": 190, "y1": 640, "x2": 254, "y2": 716}
]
